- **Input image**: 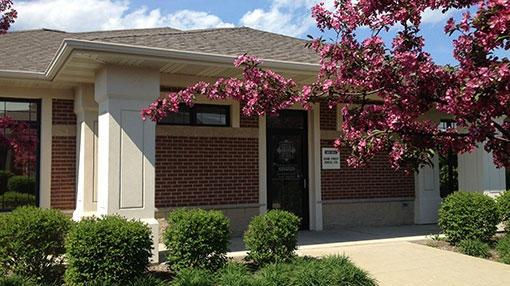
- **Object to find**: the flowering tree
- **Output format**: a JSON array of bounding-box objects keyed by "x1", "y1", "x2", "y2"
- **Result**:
[
  {"x1": 143, "y1": 0, "x2": 509, "y2": 173},
  {"x1": 0, "y1": 0, "x2": 16, "y2": 34}
]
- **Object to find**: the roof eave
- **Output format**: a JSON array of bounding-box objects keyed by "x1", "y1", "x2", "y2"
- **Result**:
[
  {"x1": 1, "y1": 39, "x2": 320, "y2": 82},
  {"x1": 0, "y1": 70, "x2": 46, "y2": 80}
]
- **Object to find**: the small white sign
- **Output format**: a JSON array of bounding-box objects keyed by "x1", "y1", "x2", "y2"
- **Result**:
[{"x1": 322, "y1": 148, "x2": 340, "y2": 170}]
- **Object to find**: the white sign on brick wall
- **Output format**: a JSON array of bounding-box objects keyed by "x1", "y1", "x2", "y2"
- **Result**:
[{"x1": 322, "y1": 148, "x2": 340, "y2": 170}]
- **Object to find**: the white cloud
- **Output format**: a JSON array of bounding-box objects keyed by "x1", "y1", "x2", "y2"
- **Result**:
[
  {"x1": 164, "y1": 10, "x2": 234, "y2": 31},
  {"x1": 12, "y1": 0, "x2": 234, "y2": 32},
  {"x1": 240, "y1": 7, "x2": 312, "y2": 37},
  {"x1": 421, "y1": 8, "x2": 456, "y2": 24},
  {"x1": 239, "y1": 0, "x2": 334, "y2": 37}
]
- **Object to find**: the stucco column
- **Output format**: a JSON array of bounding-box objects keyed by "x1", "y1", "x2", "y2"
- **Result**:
[
  {"x1": 414, "y1": 155, "x2": 442, "y2": 224},
  {"x1": 73, "y1": 84, "x2": 99, "y2": 220},
  {"x1": 458, "y1": 144, "x2": 506, "y2": 195},
  {"x1": 94, "y1": 65, "x2": 160, "y2": 262}
]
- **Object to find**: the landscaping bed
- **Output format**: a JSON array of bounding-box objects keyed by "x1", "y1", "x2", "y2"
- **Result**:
[
  {"x1": 414, "y1": 236, "x2": 505, "y2": 263},
  {"x1": 0, "y1": 207, "x2": 377, "y2": 286},
  {"x1": 414, "y1": 191, "x2": 510, "y2": 265}
]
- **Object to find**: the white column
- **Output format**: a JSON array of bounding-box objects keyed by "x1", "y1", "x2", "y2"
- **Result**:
[
  {"x1": 414, "y1": 155, "x2": 442, "y2": 224},
  {"x1": 73, "y1": 84, "x2": 98, "y2": 220},
  {"x1": 458, "y1": 144, "x2": 506, "y2": 195},
  {"x1": 94, "y1": 65, "x2": 160, "y2": 262}
]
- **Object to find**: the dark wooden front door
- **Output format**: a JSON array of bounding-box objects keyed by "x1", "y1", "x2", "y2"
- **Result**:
[{"x1": 267, "y1": 110, "x2": 309, "y2": 229}]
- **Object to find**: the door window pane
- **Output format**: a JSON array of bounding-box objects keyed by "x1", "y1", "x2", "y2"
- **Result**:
[{"x1": 0, "y1": 99, "x2": 40, "y2": 211}]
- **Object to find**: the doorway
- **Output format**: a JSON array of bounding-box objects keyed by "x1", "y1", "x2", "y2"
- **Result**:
[{"x1": 267, "y1": 110, "x2": 309, "y2": 229}]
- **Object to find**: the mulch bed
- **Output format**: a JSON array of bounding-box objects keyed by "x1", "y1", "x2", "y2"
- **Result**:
[{"x1": 413, "y1": 238, "x2": 503, "y2": 263}]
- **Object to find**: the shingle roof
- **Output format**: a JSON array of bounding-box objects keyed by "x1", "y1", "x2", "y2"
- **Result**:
[{"x1": 0, "y1": 27, "x2": 319, "y2": 73}]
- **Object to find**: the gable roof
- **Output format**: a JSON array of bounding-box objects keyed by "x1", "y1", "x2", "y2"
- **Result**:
[{"x1": 0, "y1": 27, "x2": 319, "y2": 74}]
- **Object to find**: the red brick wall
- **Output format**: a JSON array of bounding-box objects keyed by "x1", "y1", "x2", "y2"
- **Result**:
[
  {"x1": 52, "y1": 99, "x2": 76, "y2": 125},
  {"x1": 321, "y1": 140, "x2": 414, "y2": 200},
  {"x1": 51, "y1": 136, "x2": 76, "y2": 209},
  {"x1": 51, "y1": 98, "x2": 76, "y2": 209},
  {"x1": 240, "y1": 116, "x2": 258, "y2": 128},
  {"x1": 155, "y1": 135, "x2": 259, "y2": 207},
  {"x1": 320, "y1": 102, "x2": 337, "y2": 130}
]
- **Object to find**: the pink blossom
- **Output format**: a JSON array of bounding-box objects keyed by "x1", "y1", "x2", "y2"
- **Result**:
[{"x1": 143, "y1": 0, "x2": 510, "y2": 172}]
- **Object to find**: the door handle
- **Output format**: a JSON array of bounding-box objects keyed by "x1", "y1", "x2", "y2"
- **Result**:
[{"x1": 303, "y1": 178, "x2": 307, "y2": 189}]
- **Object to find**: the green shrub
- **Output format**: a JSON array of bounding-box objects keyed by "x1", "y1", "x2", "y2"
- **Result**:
[
  {"x1": 164, "y1": 209, "x2": 230, "y2": 272},
  {"x1": 171, "y1": 268, "x2": 214, "y2": 286},
  {"x1": 0, "y1": 207, "x2": 71, "y2": 283},
  {"x1": 244, "y1": 210, "x2": 300, "y2": 265},
  {"x1": 252, "y1": 256, "x2": 377, "y2": 286},
  {"x1": 496, "y1": 190, "x2": 510, "y2": 229},
  {"x1": 438, "y1": 192, "x2": 499, "y2": 244},
  {"x1": 252, "y1": 262, "x2": 294, "y2": 286},
  {"x1": 496, "y1": 234, "x2": 510, "y2": 264},
  {"x1": 0, "y1": 192, "x2": 36, "y2": 209},
  {"x1": 7, "y1": 176, "x2": 35, "y2": 194},
  {"x1": 0, "y1": 275, "x2": 38, "y2": 286},
  {"x1": 129, "y1": 276, "x2": 166, "y2": 286},
  {"x1": 64, "y1": 215, "x2": 153, "y2": 286},
  {"x1": 457, "y1": 239, "x2": 490, "y2": 258},
  {"x1": 0, "y1": 170, "x2": 13, "y2": 195},
  {"x1": 216, "y1": 262, "x2": 252, "y2": 286}
]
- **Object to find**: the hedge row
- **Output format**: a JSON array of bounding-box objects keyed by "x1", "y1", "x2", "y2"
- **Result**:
[{"x1": 0, "y1": 207, "x2": 303, "y2": 284}]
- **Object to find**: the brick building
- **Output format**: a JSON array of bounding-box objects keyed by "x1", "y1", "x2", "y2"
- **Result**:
[{"x1": 0, "y1": 27, "x2": 506, "y2": 261}]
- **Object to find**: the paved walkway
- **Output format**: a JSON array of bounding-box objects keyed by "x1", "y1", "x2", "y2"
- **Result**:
[
  {"x1": 226, "y1": 225, "x2": 510, "y2": 286},
  {"x1": 228, "y1": 224, "x2": 441, "y2": 253},
  {"x1": 300, "y1": 241, "x2": 510, "y2": 286}
]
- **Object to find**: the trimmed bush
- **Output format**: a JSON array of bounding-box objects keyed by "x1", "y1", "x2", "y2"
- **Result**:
[
  {"x1": 0, "y1": 275, "x2": 38, "y2": 286},
  {"x1": 496, "y1": 234, "x2": 510, "y2": 264},
  {"x1": 457, "y1": 239, "x2": 490, "y2": 258},
  {"x1": 164, "y1": 209, "x2": 230, "y2": 272},
  {"x1": 438, "y1": 192, "x2": 499, "y2": 244},
  {"x1": 244, "y1": 209, "x2": 300, "y2": 265},
  {"x1": 7, "y1": 176, "x2": 35, "y2": 194},
  {"x1": 0, "y1": 207, "x2": 71, "y2": 283},
  {"x1": 171, "y1": 268, "x2": 213, "y2": 286},
  {"x1": 64, "y1": 215, "x2": 153, "y2": 286},
  {"x1": 0, "y1": 192, "x2": 36, "y2": 209},
  {"x1": 496, "y1": 190, "x2": 510, "y2": 229},
  {"x1": 216, "y1": 262, "x2": 252, "y2": 286}
]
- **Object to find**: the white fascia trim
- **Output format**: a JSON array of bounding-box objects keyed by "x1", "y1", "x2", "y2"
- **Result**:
[
  {"x1": 0, "y1": 70, "x2": 46, "y2": 80},
  {"x1": 0, "y1": 38, "x2": 320, "y2": 81}
]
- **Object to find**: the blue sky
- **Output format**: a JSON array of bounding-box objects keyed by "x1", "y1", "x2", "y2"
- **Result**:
[{"x1": 11, "y1": 0, "x2": 476, "y2": 65}]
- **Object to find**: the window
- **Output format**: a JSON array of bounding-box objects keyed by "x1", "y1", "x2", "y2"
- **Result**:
[
  {"x1": 159, "y1": 104, "x2": 230, "y2": 127},
  {"x1": 438, "y1": 120, "x2": 459, "y2": 198},
  {"x1": 0, "y1": 98, "x2": 40, "y2": 211}
]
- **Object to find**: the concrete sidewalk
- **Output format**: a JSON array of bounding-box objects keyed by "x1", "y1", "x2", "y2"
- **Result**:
[
  {"x1": 300, "y1": 241, "x2": 510, "y2": 286},
  {"x1": 228, "y1": 224, "x2": 441, "y2": 253}
]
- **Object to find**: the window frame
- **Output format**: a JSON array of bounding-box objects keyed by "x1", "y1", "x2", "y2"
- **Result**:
[
  {"x1": 158, "y1": 103, "x2": 231, "y2": 127},
  {"x1": 0, "y1": 97, "x2": 41, "y2": 211}
]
